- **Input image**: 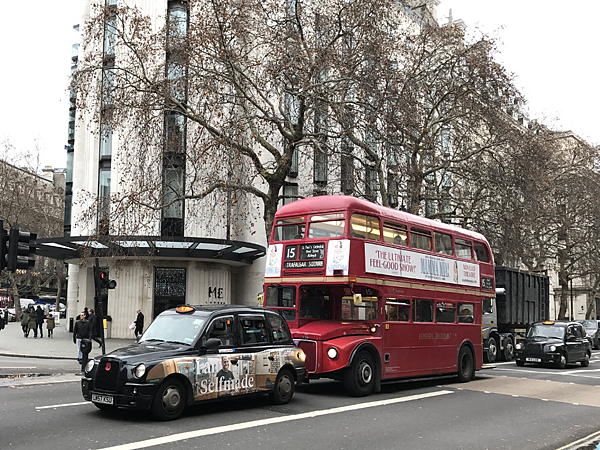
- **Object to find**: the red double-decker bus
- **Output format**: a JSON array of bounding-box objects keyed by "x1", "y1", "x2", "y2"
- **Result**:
[{"x1": 263, "y1": 196, "x2": 495, "y2": 396}]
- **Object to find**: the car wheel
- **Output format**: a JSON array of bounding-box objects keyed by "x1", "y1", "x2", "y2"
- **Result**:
[
  {"x1": 269, "y1": 368, "x2": 295, "y2": 405},
  {"x1": 581, "y1": 353, "x2": 590, "y2": 367},
  {"x1": 93, "y1": 402, "x2": 117, "y2": 412},
  {"x1": 503, "y1": 337, "x2": 515, "y2": 362},
  {"x1": 484, "y1": 336, "x2": 497, "y2": 363},
  {"x1": 343, "y1": 351, "x2": 376, "y2": 396},
  {"x1": 151, "y1": 378, "x2": 186, "y2": 421},
  {"x1": 516, "y1": 360, "x2": 525, "y2": 367},
  {"x1": 457, "y1": 346, "x2": 475, "y2": 382},
  {"x1": 555, "y1": 353, "x2": 567, "y2": 369}
]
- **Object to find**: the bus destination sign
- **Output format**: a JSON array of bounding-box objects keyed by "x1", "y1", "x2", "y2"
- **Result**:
[
  {"x1": 299, "y1": 243, "x2": 325, "y2": 260},
  {"x1": 284, "y1": 260, "x2": 325, "y2": 269}
]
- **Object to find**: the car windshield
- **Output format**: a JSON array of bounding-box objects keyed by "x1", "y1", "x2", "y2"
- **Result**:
[
  {"x1": 578, "y1": 320, "x2": 598, "y2": 331},
  {"x1": 139, "y1": 314, "x2": 206, "y2": 345},
  {"x1": 527, "y1": 324, "x2": 565, "y2": 339}
]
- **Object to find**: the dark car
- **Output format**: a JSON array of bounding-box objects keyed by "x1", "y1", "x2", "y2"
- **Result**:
[
  {"x1": 81, "y1": 305, "x2": 306, "y2": 420},
  {"x1": 577, "y1": 320, "x2": 600, "y2": 350},
  {"x1": 514, "y1": 321, "x2": 591, "y2": 369}
]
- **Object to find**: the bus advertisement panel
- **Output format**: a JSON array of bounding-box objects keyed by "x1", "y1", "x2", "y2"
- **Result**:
[{"x1": 264, "y1": 196, "x2": 495, "y2": 396}]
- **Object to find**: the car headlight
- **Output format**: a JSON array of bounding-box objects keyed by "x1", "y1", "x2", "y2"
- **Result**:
[
  {"x1": 515, "y1": 343, "x2": 522, "y2": 350},
  {"x1": 133, "y1": 363, "x2": 146, "y2": 379},
  {"x1": 549, "y1": 345, "x2": 556, "y2": 352},
  {"x1": 85, "y1": 360, "x2": 95, "y2": 373},
  {"x1": 296, "y1": 350, "x2": 306, "y2": 362},
  {"x1": 327, "y1": 347, "x2": 338, "y2": 360}
]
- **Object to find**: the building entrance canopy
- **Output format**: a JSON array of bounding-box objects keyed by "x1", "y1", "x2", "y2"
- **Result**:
[{"x1": 37, "y1": 236, "x2": 266, "y2": 265}]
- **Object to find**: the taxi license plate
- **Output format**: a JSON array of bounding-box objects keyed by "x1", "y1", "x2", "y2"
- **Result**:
[
  {"x1": 92, "y1": 394, "x2": 114, "y2": 405},
  {"x1": 526, "y1": 357, "x2": 541, "y2": 362}
]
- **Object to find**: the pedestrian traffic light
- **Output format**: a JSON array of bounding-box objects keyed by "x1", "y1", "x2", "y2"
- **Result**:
[
  {"x1": 99, "y1": 269, "x2": 117, "y2": 290},
  {"x1": 6, "y1": 226, "x2": 36, "y2": 272}
]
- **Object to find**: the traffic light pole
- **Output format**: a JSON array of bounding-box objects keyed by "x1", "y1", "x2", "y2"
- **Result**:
[{"x1": 93, "y1": 259, "x2": 106, "y2": 355}]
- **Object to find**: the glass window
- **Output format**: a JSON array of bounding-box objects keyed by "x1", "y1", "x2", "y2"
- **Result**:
[
  {"x1": 168, "y1": 2, "x2": 188, "y2": 39},
  {"x1": 140, "y1": 314, "x2": 205, "y2": 345},
  {"x1": 163, "y1": 166, "x2": 183, "y2": 219},
  {"x1": 273, "y1": 224, "x2": 305, "y2": 241},
  {"x1": 455, "y1": 239, "x2": 472, "y2": 259},
  {"x1": 473, "y1": 241, "x2": 490, "y2": 263},
  {"x1": 350, "y1": 214, "x2": 380, "y2": 240},
  {"x1": 341, "y1": 296, "x2": 378, "y2": 320},
  {"x1": 267, "y1": 313, "x2": 291, "y2": 343},
  {"x1": 382, "y1": 222, "x2": 407, "y2": 246},
  {"x1": 265, "y1": 286, "x2": 296, "y2": 308},
  {"x1": 100, "y1": 124, "x2": 113, "y2": 157},
  {"x1": 458, "y1": 303, "x2": 474, "y2": 323},
  {"x1": 206, "y1": 316, "x2": 235, "y2": 346},
  {"x1": 239, "y1": 315, "x2": 270, "y2": 345},
  {"x1": 308, "y1": 220, "x2": 345, "y2": 238},
  {"x1": 165, "y1": 113, "x2": 185, "y2": 153},
  {"x1": 434, "y1": 232, "x2": 452, "y2": 255},
  {"x1": 386, "y1": 300, "x2": 410, "y2": 322},
  {"x1": 410, "y1": 228, "x2": 431, "y2": 251},
  {"x1": 413, "y1": 299, "x2": 433, "y2": 322},
  {"x1": 299, "y1": 287, "x2": 330, "y2": 319},
  {"x1": 436, "y1": 302, "x2": 456, "y2": 323}
]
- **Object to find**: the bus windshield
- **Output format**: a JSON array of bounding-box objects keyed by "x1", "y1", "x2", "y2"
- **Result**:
[{"x1": 341, "y1": 296, "x2": 378, "y2": 320}]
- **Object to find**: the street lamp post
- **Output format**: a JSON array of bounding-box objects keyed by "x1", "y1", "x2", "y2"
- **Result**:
[{"x1": 570, "y1": 278, "x2": 574, "y2": 321}]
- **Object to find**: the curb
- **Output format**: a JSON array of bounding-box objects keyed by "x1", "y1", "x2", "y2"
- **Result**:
[{"x1": 0, "y1": 352, "x2": 77, "y2": 360}]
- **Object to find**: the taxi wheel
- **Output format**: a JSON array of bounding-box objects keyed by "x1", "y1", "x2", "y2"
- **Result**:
[
  {"x1": 457, "y1": 346, "x2": 474, "y2": 382},
  {"x1": 485, "y1": 337, "x2": 497, "y2": 363},
  {"x1": 269, "y1": 368, "x2": 295, "y2": 405},
  {"x1": 344, "y1": 351, "x2": 376, "y2": 397},
  {"x1": 581, "y1": 353, "x2": 590, "y2": 367},
  {"x1": 151, "y1": 378, "x2": 186, "y2": 421},
  {"x1": 555, "y1": 354, "x2": 567, "y2": 369}
]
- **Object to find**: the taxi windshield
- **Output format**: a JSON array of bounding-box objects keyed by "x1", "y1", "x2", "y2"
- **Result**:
[
  {"x1": 527, "y1": 324, "x2": 565, "y2": 339},
  {"x1": 579, "y1": 320, "x2": 598, "y2": 331},
  {"x1": 140, "y1": 314, "x2": 206, "y2": 345}
]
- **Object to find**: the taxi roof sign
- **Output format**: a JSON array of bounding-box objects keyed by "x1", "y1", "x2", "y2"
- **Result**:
[
  {"x1": 176, "y1": 305, "x2": 195, "y2": 314},
  {"x1": 542, "y1": 320, "x2": 555, "y2": 325}
]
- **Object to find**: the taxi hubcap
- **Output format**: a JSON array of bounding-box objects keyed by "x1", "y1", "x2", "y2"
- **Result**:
[
  {"x1": 278, "y1": 375, "x2": 293, "y2": 396},
  {"x1": 162, "y1": 386, "x2": 181, "y2": 412}
]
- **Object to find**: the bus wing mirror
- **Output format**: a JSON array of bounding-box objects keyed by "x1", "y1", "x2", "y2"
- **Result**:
[{"x1": 353, "y1": 294, "x2": 363, "y2": 305}]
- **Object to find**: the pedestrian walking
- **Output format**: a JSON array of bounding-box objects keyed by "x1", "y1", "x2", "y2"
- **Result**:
[
  {"x1": 134, "y1": 309, "x2": 144, "y2": 338},
  {"x1": 88, "y1": 309, "x2": 102, "y2": 348},
  {"x1": 35, "y1": 305, "x2": 45, "y2": 338},
  {"x1": 21, "y1": 308, "x2": 30, "y2": 337},
  {"x1": 27, "y1": 307, "x2": 37, "y2": 338},
  {"x1": 46, "y1": 313, "x2": 55, "y2": 338},
  {"x1": 73, "y1": 311, "x2": 92, "y2": 364}
]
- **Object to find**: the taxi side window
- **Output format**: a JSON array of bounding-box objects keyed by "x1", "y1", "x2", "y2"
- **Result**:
[
  {"x1": 268, "y1": 313, "x2": 290, "y2": 343},
  {"x1": 206, "y1": 316, "x2": 235, "y2": 347},
  {"x1": 239, "y1": 315, "x2": 270, "y2": 345}
]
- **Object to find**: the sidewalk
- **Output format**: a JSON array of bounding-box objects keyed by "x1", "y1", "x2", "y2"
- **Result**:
[{"x1": 0, "y1": 320, "x2": 135, "y2": 360}]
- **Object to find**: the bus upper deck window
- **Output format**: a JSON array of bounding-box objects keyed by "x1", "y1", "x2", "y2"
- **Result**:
[
  {"x1": 455, "y1": 238, "x2": 472, "y2": 260},
  {"x1": 383, "y1": 222, "x2": 407, "y2": 246},
  {"x1": 434, "y1": 232, "x2": 452, "y2": 255},
  {"x1": 350, "y1": 214, "x2": 380, "y2": 241},
  {"x1": 273, "y1": 217, "x2": 305, "y2": 241},
  {"x1": 473, "y1": 242, "x2": 490, "y2": 263},
  {"x1": 308, "y1": 213, "x2": 345, "y2": 239},
  {"x1": 410, "y1": 228, "x2": 431, "y2": 251}
]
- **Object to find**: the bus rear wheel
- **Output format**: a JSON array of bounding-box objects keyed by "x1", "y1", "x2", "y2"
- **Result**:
[
  {"x1": 457, "y1": 346, "x2": 474, "y2": 382},
  {"x1": 344, "y1": 351, "x2": 376, "y2": 397}
]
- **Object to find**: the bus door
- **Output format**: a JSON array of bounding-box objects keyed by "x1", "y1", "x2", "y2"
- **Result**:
[
  {"x1": 382, "y1": 299, "x2": 412, "y2": 377},
  {"x1": 434, "y1": 300, "x2": 458, "y2": 371},
  {"x1": 412, "y1": 299, "x2": 437, "y2": 373}
]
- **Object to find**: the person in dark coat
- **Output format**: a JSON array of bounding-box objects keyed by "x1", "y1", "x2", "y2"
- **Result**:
[
  {"x1": 134, "y1": 309, "x2": 144, "y2": 338},
  {"x1": 73, "y1": 312, "x2": 92, "y2": 363},
  {"x1": 27, "y1": 307, "x2": 37, "y2": 338},
  {"x1": 35, "y1": 306, "x2": 45, "y2": 338},
  {"x1": 46, "y1": 313, "x2": 56, "y2": 338},
  {"x1": 88, "y1": 309, "x2": 102, "y2": 348}
]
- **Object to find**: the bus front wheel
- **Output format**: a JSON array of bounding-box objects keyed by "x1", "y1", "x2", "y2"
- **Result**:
[
  {"x1": 344, "y1": 351, "x2": 376, "y2": 397},
  {"x1": 457, "y1": 346, "x2": 475, "y2": 382}
]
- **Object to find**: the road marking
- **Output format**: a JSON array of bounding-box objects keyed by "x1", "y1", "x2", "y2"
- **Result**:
[
  {"x1": 97, "y1": 390, "x2": 454, "y2": 450},
  {"x1": 0, "y1": 366, "x2": 37, "y2": 369},
  {"x1": 493, "y1": 367, "x2": 600, "y2": 379},
  {"x1": 555, "y1": 429, "x2": 600, "y2": 450},
  {"x1": 36, "y1": 401, "x2": 89, "y2": 410}
]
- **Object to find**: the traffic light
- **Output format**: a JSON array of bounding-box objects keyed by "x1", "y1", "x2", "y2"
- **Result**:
[
  {"x1": 0, "y1": 221, "x2": 7, "y2": 271},
  {"x1": 6, "y1": 226, "x2": 36, "y2": 272},
  {"x1": 99, "y1": 269, "x2": 117, "y2": 290}
]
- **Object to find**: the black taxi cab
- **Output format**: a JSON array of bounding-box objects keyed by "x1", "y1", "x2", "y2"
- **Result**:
[
  {"x1": 514, "y1": 320, "x2": 591, "y2": 369},
  {"x1": 81, "y1": 305, "x2": 306, "y2": 420}
]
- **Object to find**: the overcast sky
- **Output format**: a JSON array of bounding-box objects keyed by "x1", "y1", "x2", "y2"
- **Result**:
[{"x1": 0, "y1": 1, "x2": 598, "y2": 171}]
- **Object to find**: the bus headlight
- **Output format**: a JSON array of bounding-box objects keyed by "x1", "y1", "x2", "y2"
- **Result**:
[
  {"x1": 133, "y1": 363, "x2": 146, "y2": 379},
  {"x1": 327, "y1": 347, "x2": 338, "y2": 360}
]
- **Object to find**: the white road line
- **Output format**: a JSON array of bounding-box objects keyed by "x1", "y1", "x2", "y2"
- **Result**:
[
  {"x1": 98, "y1": 390, "x2": 454, "y2": 450},
  {"x1": 36, "y1": 401, "x2": 90, "y2": 410},
  {"x1": 493, "y1": 367, "x2": 600, "y2": 378},
  {"x1": 0, "y1": 367, "x2": 37, "y2": 369}
]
